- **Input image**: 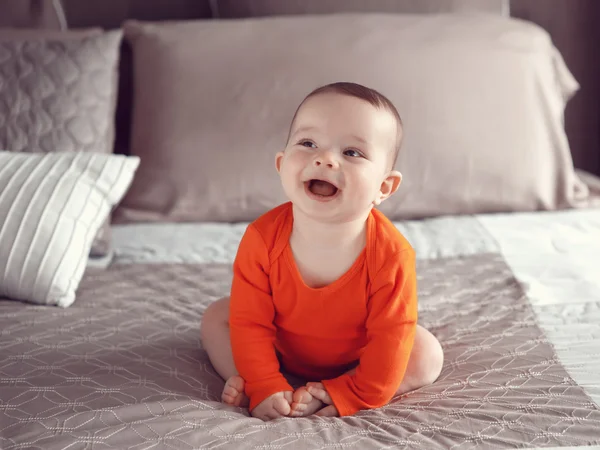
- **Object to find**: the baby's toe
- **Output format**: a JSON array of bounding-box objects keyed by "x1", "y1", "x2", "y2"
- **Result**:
[
  {"x1": 293, "y1": 387, "x2": 313, "y2": 405},
  {"x1": 289, "y1": 401, "x2": 307, "y2": 417}
]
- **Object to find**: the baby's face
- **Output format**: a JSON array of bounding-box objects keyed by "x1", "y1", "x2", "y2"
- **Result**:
[{"x1": 276, "y1": 92, "x2": 399, "y2": 223}]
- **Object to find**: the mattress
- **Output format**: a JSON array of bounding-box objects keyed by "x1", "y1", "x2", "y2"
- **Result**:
[{"x1": 1, "y1": 208, "x2": 600, "y2": 449}]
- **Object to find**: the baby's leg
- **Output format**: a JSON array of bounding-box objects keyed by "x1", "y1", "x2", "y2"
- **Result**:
[
  {"x1": 292, "y1": 325, "x2": 444, "y2": 416},
  {"x1": 342, "y1": 325, "x2": 443, "y2": 395},
  {"x1": 394, "y1": 324, "x2": 444, "y2": 395},
  {"x1": 200, "y1": 296, "x2": 248, "y2": 407}
]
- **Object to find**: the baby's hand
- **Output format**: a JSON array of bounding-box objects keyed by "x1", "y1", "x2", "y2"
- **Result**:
[
  {"x1": 306, "y1": 382, "x2": 339, "y2": 417},
  {"x1": 251, "y1": 391, "x2": 293, "y2": 421}
]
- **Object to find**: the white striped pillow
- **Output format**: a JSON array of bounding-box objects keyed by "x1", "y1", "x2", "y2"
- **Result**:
[{"x1": 0, "y1": 151, "x2": 140, "y2": 307}]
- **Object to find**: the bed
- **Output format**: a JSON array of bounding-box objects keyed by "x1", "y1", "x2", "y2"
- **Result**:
[{"x1": 1, "y1": 1, "x2": 600, "y2": 449}]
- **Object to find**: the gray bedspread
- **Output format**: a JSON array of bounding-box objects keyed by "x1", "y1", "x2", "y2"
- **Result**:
[{"x1": 1, "y1": 254, "x2": 600, "y2": 449}]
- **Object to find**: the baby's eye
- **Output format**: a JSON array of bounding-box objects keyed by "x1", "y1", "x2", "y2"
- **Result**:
[
  {"x1": 343, "y1": 149, "x2": 362, "y2": 158},
  {"x1": 299, "y1": 140, "x2": 317, "y2": 149}
]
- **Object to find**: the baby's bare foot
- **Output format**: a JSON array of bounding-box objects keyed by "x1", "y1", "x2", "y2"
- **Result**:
[
  {"x1": 222, "y1": 375, "x2": 249, "y2": 407},
  {"x1": 289, "y1": 386, "x2": 324, "y2": 417}
]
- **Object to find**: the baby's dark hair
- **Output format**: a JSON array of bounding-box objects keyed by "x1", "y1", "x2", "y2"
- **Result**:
[{"x1": 288, "y1": 81, "x2": 403, "y2": 168}]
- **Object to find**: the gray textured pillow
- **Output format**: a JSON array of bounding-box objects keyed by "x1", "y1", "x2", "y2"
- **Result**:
[{"x1": 0, "y1": 29, "x2": 123, "y2": 257}]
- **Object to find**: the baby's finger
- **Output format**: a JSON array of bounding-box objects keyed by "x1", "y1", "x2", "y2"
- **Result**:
[
  {"x1": 315, "y1": 405, "x2": 339, "y2": 417},
  {"x1": 307, "y1": 386, "x2": 332, "y2": 405},
  {"x1": 283, "y1": 391, "x2": 294, "y2": 404},
  {"x1": 222, "y1": 385, "x2": 236, "y2": 397}
]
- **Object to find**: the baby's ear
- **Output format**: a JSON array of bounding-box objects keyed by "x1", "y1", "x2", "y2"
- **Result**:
[
  {"x1": 275, "y1": 151, "x2": 285, "y2": 173},
  {"x1": 374, "y1": 171, "x2": 402, "y2": 206}
]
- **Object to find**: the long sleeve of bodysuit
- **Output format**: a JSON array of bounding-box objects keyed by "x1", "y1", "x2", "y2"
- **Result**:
[
  {"x1": 322, "y1": 249, "x2": 418, "y2": 416},
  {"x1": 228, "y1": 224, "x2": 293, "y2": 411}
]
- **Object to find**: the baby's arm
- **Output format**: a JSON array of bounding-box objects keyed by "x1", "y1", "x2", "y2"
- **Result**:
[
  {"x1": 229, "y1": 225, "x2": 293, "y2": 413},
  {"x1": 321, "y1": 249, "x2": 418, "y2": 416}
]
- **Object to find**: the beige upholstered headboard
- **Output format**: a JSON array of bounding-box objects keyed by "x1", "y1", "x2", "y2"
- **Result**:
[
  {"x1": 25, "y1": 0, "x2": 510, "y2": 30},
  {"x1": 210, "y1": 0, "x2": 510, "y2": 18}
]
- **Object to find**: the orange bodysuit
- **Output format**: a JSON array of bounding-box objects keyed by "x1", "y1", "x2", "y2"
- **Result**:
[{"x1": 229, "y1": 202, "x2": 418, "y2": 416}]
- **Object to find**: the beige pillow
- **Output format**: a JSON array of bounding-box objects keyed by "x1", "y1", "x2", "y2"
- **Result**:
[
  {"x1": 0, "y1": 151, "x2": 140, "y2": 307},
  {"x1": 114, "y1": 14, "x2": 590, "y2": 224},
  {"x1": 0, "y1": 29, "x2": 123, "y2": 255}
]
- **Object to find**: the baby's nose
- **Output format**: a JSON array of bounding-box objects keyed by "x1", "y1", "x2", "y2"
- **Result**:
[{"x1": 313, "y1": 152, "x2": 338, "y2": 169}]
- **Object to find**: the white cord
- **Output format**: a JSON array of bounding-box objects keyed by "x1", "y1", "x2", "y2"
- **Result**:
[{"x1": 52, "y1": 0, "x2": 68, "y2": 30}]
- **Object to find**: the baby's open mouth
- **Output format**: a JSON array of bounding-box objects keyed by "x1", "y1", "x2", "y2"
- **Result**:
[{"x1": 306, "y1": 179, "x2": 339, "y2": 197}]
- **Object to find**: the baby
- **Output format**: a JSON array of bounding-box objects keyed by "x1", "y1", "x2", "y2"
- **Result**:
[{"x1": 201, "y1": 82, "x2": 444, "y2": 420}]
